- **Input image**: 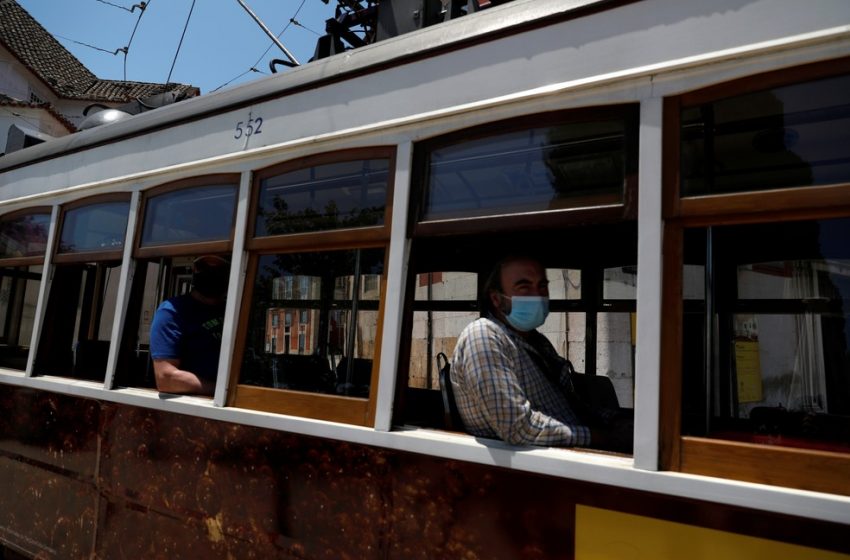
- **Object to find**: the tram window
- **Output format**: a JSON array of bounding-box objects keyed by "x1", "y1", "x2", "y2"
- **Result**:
[
  {"x1": 0, "y1": 210, "x2": 50, "y2": 371},
  {"x1": 680, "y1": 73, "x2": 850, "y2": 197},
  {"x1": 422, "y1": 117, "x2": 629, "y2": 221},
  {"x1": 35, "y1": 198, "x2": 129, "y2": 381},
  {"x1": 117, "y1": 176, "x2": 238, "y2": 393},
  {"x1": 239, "y1": 248, "x2": 383, "y2": 397},
  {"x1": 401, "y1": 107, "x2": 638, "y2": 445},
  {"x1": 680, "y1": 217, "x2": 850, "y2": 453},
  {"x1": 232, "y1": 149, "x2": 393, "y2": 425},
  {"x1": 400, "y1": 226, "x2": 637, "y2": 432}
]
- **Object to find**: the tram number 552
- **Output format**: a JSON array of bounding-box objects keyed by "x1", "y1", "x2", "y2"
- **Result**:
[{"x1": 234, "y1": 117, "x2": 263, "y2": 139}]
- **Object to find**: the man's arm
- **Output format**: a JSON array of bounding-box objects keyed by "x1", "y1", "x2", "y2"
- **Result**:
[{"x1": 153, "y1": 358, "x2": 215, "y2": 396}]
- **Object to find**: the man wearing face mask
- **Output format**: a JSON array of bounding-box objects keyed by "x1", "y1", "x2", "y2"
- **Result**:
[
  {"x1": 149, "y1": 255, "x2": 230, "y2": 396},
  {"x1": 450, "y1": 254, "x2": 631, "y2": 451}
]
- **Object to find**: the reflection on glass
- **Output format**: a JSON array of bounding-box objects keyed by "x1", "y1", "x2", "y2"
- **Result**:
[
  {"x1": 255, "y1": 159, "x2": 389, "y2": 236},
  {"x1": 681, "y1": 73, "x2": 850, "y2": 196},
  {"x1": 59, "y1": 201, "x2": 130, "y2": 254},
  {"x1": 423, "y1": 119, "x2": 628, "y2": 220},
  {"x1": 0, "y1": 265, "x2": 42, "y2": 370},
  {"x1": 241, "y1": 248, "x2": 384, "y2": 397},
  {"x1": 0, "y1": 213, "x2": 50, "y2": 259},
  {"x1": 141, "y1": 184, "x2": 236, "y2": 246},
  {"x1": 603, "y1": 266, "x2": 636, "y2": 300},
  {"x1": 682, "y1": 217, "x2": 850, "y2": 452}
]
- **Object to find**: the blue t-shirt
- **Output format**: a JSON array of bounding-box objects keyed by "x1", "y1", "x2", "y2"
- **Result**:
[{"x1": 149, "y1": 294, "x2": 225, "y2": 382}]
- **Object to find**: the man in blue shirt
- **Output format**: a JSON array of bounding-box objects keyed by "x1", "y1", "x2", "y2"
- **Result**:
[{"x1": 150, "y1": 255, "x2": 229, "y2": 396}]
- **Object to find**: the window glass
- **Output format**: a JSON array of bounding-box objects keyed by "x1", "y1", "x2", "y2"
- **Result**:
[
  {"x1": 0, "y1": 212, "x2": 50, "y2": 258},
  {"x1": 681, "y1": 217, "x2": 850, "y2": 452},
  {"x1": 141, "y1": 184, "x2": 236, "y2": 246},
  {"x1": 680, "y1": 73, "x2": 850, "y2": 196},
  {"x1": 59, "y1": 201, "x2": 130, "y2": 254},
  {"x1": 0, "y1": 266, "x2": 42, "y2": 370},
  {"x1": 240, "y1": 249, "x2": 384, "y2": 398},
  {"x1": 422, "y1": 118, "x2": 629, "y2": 221},
  {"x1": 255, "y1": 159, "x2": 389, "y2": 236},
  {"x1": 603, "y1": 266, "x2": 636, "y2": 300}
]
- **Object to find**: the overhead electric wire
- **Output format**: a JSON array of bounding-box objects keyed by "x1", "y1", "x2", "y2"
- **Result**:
[
  {"x1": 165, "y1": 0, "x2": 197, "y2": 84},
  {"x1": 122, "y1": 0, "x2": 151, "y2": 80},
  {"x1": 209, "y1": 0, "x2": 307, "y2": 93},
  {"x1": 94, "y1": 0, "x2": 146, "y2": 12},
  {"x1": 54, "y1": 33, "x2": 124, "y2": 56}
]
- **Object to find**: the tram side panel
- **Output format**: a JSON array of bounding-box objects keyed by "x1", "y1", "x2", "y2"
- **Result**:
[{"x1": 1, "y1": 384, "x2": 848, "y2": 559}]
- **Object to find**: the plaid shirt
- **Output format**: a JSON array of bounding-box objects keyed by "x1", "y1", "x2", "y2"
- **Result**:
[{"x1": 450, "y1": 317, "x2": 592, "y2": 447}]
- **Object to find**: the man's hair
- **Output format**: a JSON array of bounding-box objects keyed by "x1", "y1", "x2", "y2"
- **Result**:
[{"x1": 479, "y1": 253, "x2": 544, "y2": 315}]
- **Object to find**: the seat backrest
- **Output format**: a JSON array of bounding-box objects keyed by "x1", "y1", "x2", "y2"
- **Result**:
[
  {"x1": 569, "y1": 371, "x2": 620, "y2": 411},
  {"x1": 437, "y1": 352, "x2": 465, "y2": 431}
]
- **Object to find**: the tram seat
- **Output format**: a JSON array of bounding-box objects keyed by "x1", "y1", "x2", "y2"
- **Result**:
[
  {"x1": 275, "y1": 354, "x2": 334, "y2": 392},
  {"x1": 73, "y1": 340, "x2": 110, "y2": 381},
  {"x1": 437, "y1": 352, "x2": 465, "y2": 431},
  {"x1": 569, "y1": 371, "x2": 620, "y2": 411},
  {"x1": 335, "y1": 357, "x2": 372, "y2": 397}
]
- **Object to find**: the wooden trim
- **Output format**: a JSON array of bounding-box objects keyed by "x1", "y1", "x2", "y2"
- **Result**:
[
  {"x1": 677, "y1": 184, "x2": 850, "y2": 224},
  {"x1": 411, "y1": 104, "x2": 639, "y2": 231},
  {"x1": 0, "y1": 256, "x2": 44, "y2": 268},
  {"x1": 0, "y1": 206, "x2": 52, "y2": 220},
  {"x1": 246, "y1": 227, "x2": 389, "y2": 252},
  {"x1": 53, "y1": 194, "x2": 132, "y2": 262},
  {"x1": 248, "y1": 147, "x2": 395, "y2": 247},
  {"x1": 679, "y1": 57, "x2": 850, "y2": 107},
  {"x1": 658, "y1": 223, "x2": 683, "y2": 471},
  {"x1": 413, "y1": 205, "x2": 627, "y2": 237},
  {"x1": 661, "y1": 96, "x2": 681, "y2": 219},
  {"x1": 59, "y1": 192, "x2": 131, "y2": 212},
  {"x1": 232, "y1": 384, "x2": 372, "y2": 426},
  {"x1": 680, "y1": 437, "x2": 850, "y2": 496},
  {"x1": 52, "y1": 250, "x2": 124, "y2": 264},
  {"x1": 134, "y1": 240, "x2": 232, "y2": 260},
  {"x1": 252, "y1": 147, "x2": 397, "y2": 183}
]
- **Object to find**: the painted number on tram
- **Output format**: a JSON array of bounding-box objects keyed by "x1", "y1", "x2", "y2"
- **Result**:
[{"x1": 234, "y1": 117, "x2": 263, "y2": 139}]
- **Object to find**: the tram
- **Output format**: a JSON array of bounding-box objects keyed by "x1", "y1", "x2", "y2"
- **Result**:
[{"x1": 1, "y1": 0, "x2": 849, "y2": 558}]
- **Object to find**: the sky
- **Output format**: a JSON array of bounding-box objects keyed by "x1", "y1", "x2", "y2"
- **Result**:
[{"x1": 16, "y1": 0, "x2": 339, "y2": 95}]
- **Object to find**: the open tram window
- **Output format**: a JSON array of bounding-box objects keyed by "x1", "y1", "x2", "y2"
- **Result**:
[
  {"x1": 398, "y1": 105, "x2": 639, "y2": 449},
  {"x1": 115, "y1": 176, "x2": 238, "y2": 394},
  {"x1": 231, "y1": 148, "x2": 394, "y2": 426},
  {"x1": 34, "y1": 196, "x2": 129, "y2": 381},
  {"x1": 0, "y1": 209, "x2": 50, "y2": 371}
]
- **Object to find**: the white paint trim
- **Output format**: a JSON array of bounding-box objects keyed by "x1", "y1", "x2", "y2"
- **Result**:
[
  {"x1": 24, "y1": 205, "x2": 59, "y2": 376},
  {"x1": 374, "y1": 142, "x2": 413, "y2": 431},
  {"x1": 633, "y1": 98, "x2": 664, "y2": 471}
]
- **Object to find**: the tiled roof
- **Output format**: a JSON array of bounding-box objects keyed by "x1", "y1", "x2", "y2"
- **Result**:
[
  {"x1": 0, "y1": 92, "x2": 76, "y2": 132},
  {"x1": 0, "y1": 0, "x2": 198, "y2": 102}
]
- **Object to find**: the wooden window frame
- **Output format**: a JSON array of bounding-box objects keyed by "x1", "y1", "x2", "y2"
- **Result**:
[
  {"x1": 410, "y1": 105, "x2": 640, "y2": 238},
  {"x1": 229, "y1": 147, "x2": 396, "y2": 427},
  {"x1": 53, "y1": 193, "x2": 131, "y2": 264},
  {"x1": 133, "y1": 174, "x2": 240, "y2": 260},
  {"x1": 660, "y1": 58, "x2": 850, "y2": 495}
]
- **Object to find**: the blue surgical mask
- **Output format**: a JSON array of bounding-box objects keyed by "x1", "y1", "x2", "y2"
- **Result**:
[{"x1": 503, "y1": 295, "x2": 549, "y2": 332}]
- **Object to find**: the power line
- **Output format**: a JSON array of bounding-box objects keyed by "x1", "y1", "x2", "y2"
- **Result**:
[
  {"x1": 210, "y1": 0, "x2": 307, "y2": 93},
  {"x1": 55, "y1": 33, "x2": 125, "y2": 56},
  {"x1": 166, "y1": 0, "x2": 197, "y2": 84},
  {"x1": 122, "y1": 0, "x2": 151, "y2": 80},
  {"x1": 94, "y1": 0, "x2": 146, "y2": 12}
]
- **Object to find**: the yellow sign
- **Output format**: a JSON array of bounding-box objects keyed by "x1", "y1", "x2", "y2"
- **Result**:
[{"x1": 734, "y1": 339, "x2": 763, "y2": 403}]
